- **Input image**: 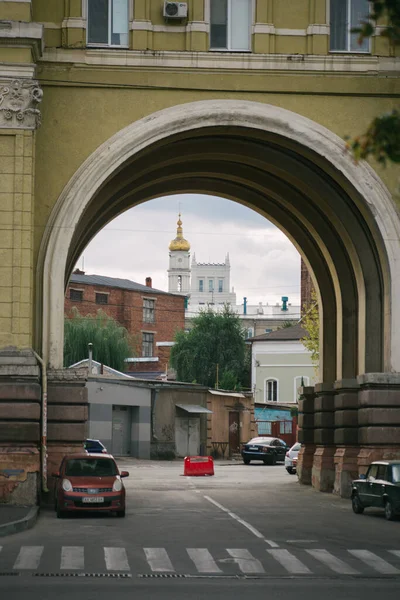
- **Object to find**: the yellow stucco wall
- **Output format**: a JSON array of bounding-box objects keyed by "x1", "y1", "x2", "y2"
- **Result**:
[{"x1": 0, "y1": 0, "x2": 398, "y2": 351}]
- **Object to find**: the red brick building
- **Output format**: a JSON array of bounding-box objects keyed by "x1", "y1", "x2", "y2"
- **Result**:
[
  {"x1": 65, "y1": 271, "x2": 185, "y2": 377},
  {"x1": 300, "y1": 258, "x2": 316, "y2": 309}
]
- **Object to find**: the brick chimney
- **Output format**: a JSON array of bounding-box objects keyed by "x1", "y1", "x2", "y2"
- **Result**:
[{"x1": 145, "y1": 277, "x2": 152, "y2": 288}]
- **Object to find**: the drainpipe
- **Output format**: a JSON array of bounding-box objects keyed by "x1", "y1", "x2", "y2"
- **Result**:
[
  {"x1": 243, "y1": 297, "x2": 247, "y2": 315},
  {"x1": 33, "y1": 351, "x2": 48, "y2": 494}
]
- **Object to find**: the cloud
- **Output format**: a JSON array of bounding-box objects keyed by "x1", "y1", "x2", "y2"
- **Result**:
[{"x1": 76, "y1": 194, "x2": 301, "y2": 305}]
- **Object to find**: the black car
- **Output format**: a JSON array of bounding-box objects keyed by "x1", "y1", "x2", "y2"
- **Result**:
[
  {"x1": 84, "y1": 439, "x2": 108, "y2": 454},
  {"x1": 351, "y1": 460, "x2": 400, "y2": 521},
  {"x1": 241, "y1": 437, "x2": 288, "y2": 465}
]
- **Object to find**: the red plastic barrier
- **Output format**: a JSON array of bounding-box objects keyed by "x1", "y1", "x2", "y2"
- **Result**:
[{"x1": 184, "y1": 456, "x2": 214, "y2": 476}]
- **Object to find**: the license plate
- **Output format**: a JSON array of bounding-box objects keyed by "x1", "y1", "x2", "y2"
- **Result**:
[
  {"x1": 249, "y1": 446, "x2": 258, "y2": 451},
  {"x1": 82, "y1": 496, "x2": 104, "y2": 503}
]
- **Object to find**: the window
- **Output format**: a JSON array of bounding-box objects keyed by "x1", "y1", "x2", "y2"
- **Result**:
[
  {"x1": 70, "y1": 289, "x2": 83, "y2": 302},
  {"x1": 177, "y1": 275, "x2": 182, "y2": 292},
  {"x1": 210, "y1": 0, "x2": 251, "y2": 51},
  {"x1": 367, "y1": 464, "x2": 378, "y2": 481},
  {"x1": 330, "y1": 0, "x2": 370, "y2": 52},
  {"x1": 95, "y1": 292, "x2": 108, "y2": 305},
  {"x1": 87, "y1": 0, "x2": 129, "y2": 47},
  {"x1": 209, "y1": 279, "x2": 214, "y2": 292},
  {"x1": 199, "y1": 279, "x2": 204, "y2": 292},
  {"x1": 265, "y1": 379, "x2": 278, "y2": 402},
  {"x1": 218, "y1": 279, "x2": 223, "y2": 293},
  {"x1": 143, "y1": 299, "x2": 155, "y2": 323},
  {"x1": 376, "y1": 465, "x2": 388, "y2": 481},
  {"x1": 392, "y1": 465, "x2": 400, "y2": 484},
  {"x1": 245, "y1": 327, "x2": 254, "y2": 339},
  {"x1": 265, "y1": 328, "x2": 272, "y2": 333},
  {"x1": 142, "y1": 332, "x2": 154, "y2": 357}
]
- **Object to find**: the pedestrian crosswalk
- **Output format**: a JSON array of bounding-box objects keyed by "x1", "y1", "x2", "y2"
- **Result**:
[{"x1": 0, "y1": 545, "x2": 399, "y2": 576}]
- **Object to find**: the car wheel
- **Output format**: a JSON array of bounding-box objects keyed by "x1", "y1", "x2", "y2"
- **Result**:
[
  {"x1": 384, "y1": 499, "x2": 395, "y2": 521},
  {"x1": 243, "y1": 459, "x2": 250, "y2": 465},
  {"x1": 116, "y1": 509, "x2": 126, "y2": 518},
  {"x1": 286, "y1": 468, "x2": 294, "y2": 475},
  {"x1": 351, "y1": 494, "x2": 364, "y2": 514}
]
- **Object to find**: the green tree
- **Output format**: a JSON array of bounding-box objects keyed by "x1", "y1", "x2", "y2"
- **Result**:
[
  {"x1": 348, "y1": 1, "x2": 400, "y2": 165},
  {"x1": 170, "y1": 305, "x2": 250, "y2": 388},
  {"x1": 300, "y1": 290, "x2": 319, "y2": 371},
  {"x1": 64, "y1": 307, "x2": 133, "y2": 371}
]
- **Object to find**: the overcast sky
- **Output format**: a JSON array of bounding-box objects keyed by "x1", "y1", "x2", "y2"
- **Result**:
[{"x1": 76, "y1": 194, "x2": 301, "y2": 306}]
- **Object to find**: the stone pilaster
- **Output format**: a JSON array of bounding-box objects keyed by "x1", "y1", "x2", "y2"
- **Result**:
[
  {"x1": 297, "y1": 386, "x2": 316, "y2": 485},
  {"x1": 357, "y1": 373, "x2": 400, "y2": 472},
  {"x1": 333, "y1": 379, "x2": 360, "y2": 497},
  {"x1": 312, "y1": 383, "x2": 336, "y2": 492},
  {"x1": 0, "y1": 348, "x2": 40, "y2": 504}
]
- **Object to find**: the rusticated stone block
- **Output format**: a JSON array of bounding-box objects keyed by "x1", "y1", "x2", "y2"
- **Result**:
[
  {"x1": 0, "y1": 402, "x2": 40, "y2": 420},
  {"x1": 334, "y1": 410, "x2": 358, "y2": 427},
  {"x1": 47, "y1": 422, "x2": 87, "y2": 442},
  {"x1": 0, "y1": 383, "x2": 41, "y2": 401},
  {"x1": 334, "y1": 393, "x2": 359, "y2": 410},
  {"x1": 47, "y1": 385, "x2": 88, "y2": 405},
  {"x1": 297, "y1": 429, "x2": 314, "y2": 444},
  {"x1": 312, "y1": 446, "x2": 335, "y2": 492},
  {"x1": 314, "y1": 412, "x2": 334, "y2": 428},
  {"x1": 314, "y1": 428, "x2": 334, "y2": 445},
  {"x1": 358, "y1": 389, "x2": 400, "y2": 407},
  {"x1": 314, "y1": 396, "x2": 335, "y2": 412},
  {"x1": 359, "y1": 427, "x2": 400, "y2": 445},
  {"x1": 358, "y1": 407, "x2": 400, "y2": 426},
  {"x1": 334, "y1": 428, "x2": 359, "y2": 445},
  {"x1": 0, "y1": 422, "x2": 39, "y2": 442},
  {"x1": 358, "y1": 446, "x2": 400, "y2": 470},
  {"x1": 334, "y1": 447, "x2": 359, "y2": 498},
  {"x1": 47, "y1": 405, "x2": 88, "y2": 422},
  {"x1": 298, "y1": 413, "x2": 314, "y2": 429},
  {"x1": 298, "y1": 397, "x2": 314, "y2": 413}
]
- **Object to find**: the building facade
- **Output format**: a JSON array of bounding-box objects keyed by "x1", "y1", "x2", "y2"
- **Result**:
[
  {"x1": 65, "y1": 272, "x2": 186, "y2": 376},
  {"x1": 1, "y1": 0, "x2": 400, "y2": 504},
  {"x1": 250, "y1": 324, "x2": 317, "y2": 405}
]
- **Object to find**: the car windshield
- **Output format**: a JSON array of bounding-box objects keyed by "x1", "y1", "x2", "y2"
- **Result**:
[
  {"x1": 65, "y1": 458, "x2": 117, "y2": 477},
  {"x1": 292, "y1": 443, "x2": 301, "y2": 451},
  {"x1": 248, "y1": 438, "x2": 273, "y2": 445},
  {"x1": 392, "y1": 464, "x2": 400, "y2": 483}
]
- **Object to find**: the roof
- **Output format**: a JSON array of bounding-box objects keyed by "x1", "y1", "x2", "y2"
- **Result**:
[
  {"x1": 176, "y1": 404, "x2": 213, "y2": 414},
  {"x1": 69, "y1": 273, "x2": 182, "y2": 297},
  {"x1": 248, "y1": 322, "x2": 308, "y2": 342}
]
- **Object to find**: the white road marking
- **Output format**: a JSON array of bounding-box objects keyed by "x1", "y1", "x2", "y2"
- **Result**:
[
  {"x1": 61, "y1": 546, "x2": 84, "y2": 570},
  {"x1": 187, "y1": 548, "x2": 222, "y2": 573},
  {"x1": 389, "y1": 550, "x2": 400, "y2": 559},
  {"x1": 204, "y1": 495, "x2": 278, "y2": 547},
  {"x1": 267, "y1": 549, "x2": 311, "y2": 574},
  {"x1": 13, "y1": 546, "x2": 44, "y2": 570},
  {"x1": 306, "y1": 549, "x2": 358, "y2": 575},
  {"x1": 227, "y1": 549, "x2": 265, "y2": 573},
  {"x1": 104, "y1": 547, "x2": 130, "y2": 571},
  {"x1": 286, "y1": 540, "x2": 318, "y2": 543},
  {"x1": 348, "y1": 550, "x2": 399, "y2": 574},
  {"x1": 144, "y1": 548, "x2": 174, "y2": 572}
]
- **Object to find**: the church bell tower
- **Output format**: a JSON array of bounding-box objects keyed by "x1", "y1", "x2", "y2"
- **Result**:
[{"x1": 168, "y1": 214, "x2": 191, "y2": 296}]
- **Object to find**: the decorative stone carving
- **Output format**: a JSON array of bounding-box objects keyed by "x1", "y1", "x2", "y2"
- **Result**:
[{"x1": 0, "y1": 78, "x2": 43, "y2": 129}]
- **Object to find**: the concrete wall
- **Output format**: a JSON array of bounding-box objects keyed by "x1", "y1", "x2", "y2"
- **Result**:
[{"x1": 86, "y1": 379, "x2": 151, "y2": 458}]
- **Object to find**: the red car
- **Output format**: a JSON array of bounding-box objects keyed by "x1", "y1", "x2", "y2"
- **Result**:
[{"x1": 53, "y1": 453, "x2": 129, "y2": 518}]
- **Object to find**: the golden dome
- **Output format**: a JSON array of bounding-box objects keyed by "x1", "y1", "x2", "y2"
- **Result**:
[{"x1": 169, "y1": 214, "x2": 190, "y2": 252}]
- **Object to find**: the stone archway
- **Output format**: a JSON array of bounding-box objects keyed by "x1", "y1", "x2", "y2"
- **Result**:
[{"x1": 38, "y1": 100, "x2": 400, "y2": 496}]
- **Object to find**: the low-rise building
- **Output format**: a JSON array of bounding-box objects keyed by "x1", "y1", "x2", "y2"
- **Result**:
[
  {"x1": 65, "y1": 271, "x2": 186, "y2": 377},
  {"x1": 249, "y1": 323, "x2": 317, "y2": 405}
]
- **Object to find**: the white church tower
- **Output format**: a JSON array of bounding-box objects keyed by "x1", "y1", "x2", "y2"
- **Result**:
[{"x1": 168, "y1": 214, "x2": 191, "y2": 295}]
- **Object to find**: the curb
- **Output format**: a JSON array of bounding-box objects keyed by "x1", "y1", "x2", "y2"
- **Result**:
[{"x1": 0, "y1": 506, "x2": 39, "y2": 538}]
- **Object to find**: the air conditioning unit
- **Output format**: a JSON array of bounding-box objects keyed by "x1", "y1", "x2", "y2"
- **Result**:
[{"x1": 163, "y1": 2, "x2": 188, "y2": 19}]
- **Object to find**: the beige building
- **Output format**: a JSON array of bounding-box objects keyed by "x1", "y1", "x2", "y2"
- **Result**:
[{"x1": 1, "y1": 1, "x2": 400, "y2": 504}]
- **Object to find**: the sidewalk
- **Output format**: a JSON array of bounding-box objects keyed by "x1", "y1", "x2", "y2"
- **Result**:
[{"x1": 0, "y1": 505, "x2": 39, "y2": 537}]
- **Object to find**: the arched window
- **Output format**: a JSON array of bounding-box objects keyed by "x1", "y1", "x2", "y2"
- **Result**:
[
  {"x1": 265, "y1": 378, "x2": 278, "y2": 402},
  {"x1": 177, "y1": 275, "x2": 182, "y2": 292},
  {"x1": 294, "y1": 376, "x2": 310, "y2": 402}
]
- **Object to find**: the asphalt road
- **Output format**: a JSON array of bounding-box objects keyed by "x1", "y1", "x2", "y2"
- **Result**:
[{"x1": 0, "y1": 458, "x2": 399, "y2": 600}]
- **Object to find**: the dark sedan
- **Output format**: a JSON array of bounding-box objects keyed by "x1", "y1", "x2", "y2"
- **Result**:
[
  {"x1": 241, "y1": 436, "x2": 288, "y2": 465},
  {"x1": 351, "y1": 460, "x2": 400, "y2": 521}
]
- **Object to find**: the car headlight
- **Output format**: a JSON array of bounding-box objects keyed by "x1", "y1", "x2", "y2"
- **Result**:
[
  {"x1": 113, "y1": 478, "x2": 122, "y2": 492},
  {"x1": 62, "y1": 478, "x2": 72, "y2": 492}
]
